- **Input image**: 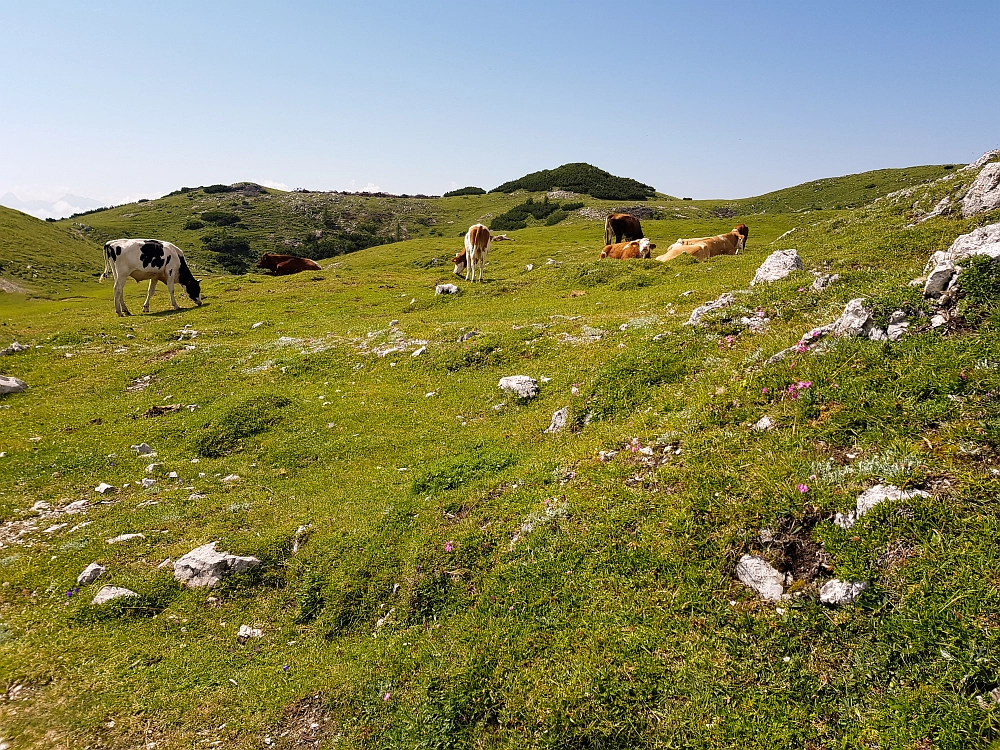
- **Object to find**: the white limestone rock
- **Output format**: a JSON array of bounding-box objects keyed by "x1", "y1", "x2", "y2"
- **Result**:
[
  {"x1": 0, "y1": 376, "x2": 27, "y2": 395},
  {"x1": 685, "y1": 293, "x2": 735, "y2": 326},
  {"x1": 819, "y1": 579, "x2": 869, "y2": 605},
  {"x1": 834, "y1": 484, "x2": 930, "y2": 529},
  {"x1": 435, "y1": 284, "x2": 459, "y2": 295},
  {"x1": 544, "y1": 407, "x2": 569, "y2": 434},
  {"x1": 962, "y1": 162, "x2": 1000, "y2": 217},
  {"x1": 92, "y1": 586, "x2": 138, "y2": 605},
  {"x1": 237, "y1": 624, "x2": 264, "y2": 642},
  {"x1": 886, "y1": 311, "x2": 909, "y2": 342},
  {"x1": 77, "y1": 562, "x2": 106, "y2": 586},
  {"x1": 923, "y1": 261, "x2": 956, "y2": 298},
  {"x1": 831, "y1": 298, "x2": 874, "y2": 337},
  {"x1": 131, "y1": 443, "x2": 155, "y2": 455},
  {"x1": 811, "y1": 272, "x2": 839, "y2": 291},
  {"x1": 735, "y1": 554, "x2": 785, "y2": 601},
  {"x1": 106, "y1": 533, "x2": 145, "y2": 544},
  {"x1": 173, "y1": 542, "x2": 261, "y2": 588},
  {"x1": 499, "y1": 375, "x2": 539, "y2": 399},
  {"x1": 750, "y1": 250, "x2": 804, "y2": 286},
  {"x1": 94, "y1": 482, "x2": 116, "y2": 494},
  {"x1": 753, "y1": 415, "x2": 776, "y2": 432},
  {"x1": 0, "y1": 342, "x2": 28, "y2": 356}
]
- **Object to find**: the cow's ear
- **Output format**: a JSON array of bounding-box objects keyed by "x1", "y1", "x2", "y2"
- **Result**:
[{"x1": 650, "y1": 244, "x2": 656, "y2": 249}]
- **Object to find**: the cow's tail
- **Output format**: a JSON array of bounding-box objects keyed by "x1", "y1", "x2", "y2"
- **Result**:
[
  {"x1": 604, "y1": 215, "x2": 613, "y2": 246},
  {"x1": 99, "y1": 243, "x2": 112, "y2": 282}
]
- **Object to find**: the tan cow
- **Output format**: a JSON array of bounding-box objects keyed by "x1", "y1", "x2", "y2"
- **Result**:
[
  {"x1": 600, "y1": 238, "x2": 655, "y2": 259},
  {"x1": 458, "y1": 225, "x2": 511, "y2": 282},
  {"x1": 654, "y1": 224, "x2": 749, "y2": 262}
]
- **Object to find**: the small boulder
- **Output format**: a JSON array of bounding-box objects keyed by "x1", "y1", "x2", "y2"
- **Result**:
[
  {"x1": 834, "y1": 484, "x2": 929, "y2": 529},
  {"x1": 923, "y1": 261, "x2": 956, "y2": 298},
  {"x1": 684, "y1": 293, "x2": 735, "y2": 326},
  {"x1": 735, "y1": 554, "x2": 785, "y2": 601},
  {"x1": 94, "y1": 482, "x2": 116, "y2": 495},
  {"x1": 0, "y1": 342, "x2": 28, "y2": 356},
  {"x1": 961, "y1": 162, "x2": 1000, "y2": 217},
  {"x1": 0, "y1": 376, "x2": 27, "y2": 395},
  {"x1": 752, "y1": 415, "x2": 776, "y2": 432},
  {"x1": 174, "y1": 542, "x2": 261, "y2": 588},
  {"x1": 831, "y1": 298, "x2": 874, "y2": 337},
  {"x1": 544, "y1": 407, "x2": 569, "y2": 434},
  {"x1": 77, "y1": 562, "x2": 106, "y2": 586},
  {"x1": 811, "y1": 273, "x2": 839, "y2": 291},
  {"x1": 819, "y1": 579, "x2": 869, "y2": 605},
  {"x1": 237, "y1": 624, "x2": 264, "y2": 642},
  {"x1": 92, "y1": 586, "x2": 138, "y2": 605},
  {"x1": 886, "y1": 311, "x2": 909, "y2": 342},
  {"x1": 131, "y1": 443, "x2": 154, "y2": 455},
  {"x1": 750, "y1": 250, "x2": 804, "y2": 286},
  {"x1": 107, "y1": 533, "x2": 145, "y2": 544},
  {"x1": 435, "y1": 284, "x2": 459, "y2": 295},
  {"x1": 499, "y1": 375, "x2": 539, "y2": 399}
]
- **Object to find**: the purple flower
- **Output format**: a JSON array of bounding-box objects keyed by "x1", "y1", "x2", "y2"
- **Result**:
[
  {"x1": 383, "y1": 692, "x2": 391, "y2": 701},
  {"x1": 445, "y1": 541, "x2": 454, "y2": 553},
  {"x1": 283, "y1": 665, "x2": 289, "y2": 672}
]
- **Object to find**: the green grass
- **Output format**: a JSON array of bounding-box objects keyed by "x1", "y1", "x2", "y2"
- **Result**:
[{"x1": 2, "y1": 162, "x2": 1000, "y2": 748}]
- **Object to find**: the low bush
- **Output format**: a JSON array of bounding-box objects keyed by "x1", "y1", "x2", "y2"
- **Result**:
[
  {"x1": 200, "y1": 209, "x2": 241, "y2": 226},
  {"x1": 492, "y1": 163, "x2": 655, "y2": 201},
  {"x1": 201, "y1": 230, "x2": 255, "y2": 273},
  {"x1": 443, "y1": 186, "x2": 486, "y2": 197},
  {"x1": 183, "y1": 219, "x2": 204, "y2": 230},
  {"x1": 203, "y1": 184, "x2": 235, "y2": 194},
  {"x1": 491, "y1": 198, "x2": 574, "y2": 231}
]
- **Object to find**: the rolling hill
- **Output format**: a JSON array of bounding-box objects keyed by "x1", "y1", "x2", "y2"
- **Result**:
[{"x1": 0, "y1": 205, "x2": 102, "y2": 293}]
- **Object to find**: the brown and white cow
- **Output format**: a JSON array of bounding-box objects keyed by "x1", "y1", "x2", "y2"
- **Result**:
[
  {"x1": 453, "y1": 229, "x2": 511, "y2": 280},
  {"x1": 100, "y1": 239, "x2": 202, "y2": 316},
  {"x1": 599, "y1": 238, "x2": 655, "y2": 260},
  {"x1": 256, "y1": 253, "x2": 322, "y2": 275},
  {"x1": 654, "y1": 224, "x2": 749, "y2": 262},
  {"x1": 604, "y1": 213, "x2": 644, "y2": 245}
]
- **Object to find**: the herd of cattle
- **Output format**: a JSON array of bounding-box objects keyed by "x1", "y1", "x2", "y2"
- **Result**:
[{"x1": 98, "y1": 213, "x2": 749, "y2": 314}]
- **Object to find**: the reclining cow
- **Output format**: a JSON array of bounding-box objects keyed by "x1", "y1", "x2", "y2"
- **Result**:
[
  {"x1": 600, "y1": 238, "x2": 655, "y2": 260},
  {"x1": 655, "y1": 224, "x2": 749, "y2": 262},
  {"x1": 604, "y1": 213, "x2": 644, "y2": 245},
  {"x1": 256, "y1": 253, "x2": 322, "y2": 275},
  {"x1": 100, "y1": 239, "x2": 202, "y2": 316}
]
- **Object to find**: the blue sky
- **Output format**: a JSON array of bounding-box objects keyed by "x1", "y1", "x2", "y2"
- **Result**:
[{"x1": 1, "y1": 0, "x2": 998, "y2": 213}]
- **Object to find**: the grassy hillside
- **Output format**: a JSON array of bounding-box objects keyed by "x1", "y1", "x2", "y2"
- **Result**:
[
  {"x1": 2, "y1": 159, "x2": 1000, "y2": 748},
  {"x1": 0, "y1": 205, "x2": 102, "y2": 293}
]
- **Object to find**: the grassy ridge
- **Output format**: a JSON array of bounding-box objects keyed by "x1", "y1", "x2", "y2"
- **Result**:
[
  {"x1": 0, "y1": 206, "x2": 103, "y2": 292},
  {"x1": 2, "y1": 163, "x2": 1000, "y2": 748}
]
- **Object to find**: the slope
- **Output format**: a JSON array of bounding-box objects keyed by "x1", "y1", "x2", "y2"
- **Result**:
[
  {"x1": 0, "y1": 205, "x2": 102, "y2": 293},
  {"x1": 2, "y1": 156, "x2": 1000, "y2": 748}
]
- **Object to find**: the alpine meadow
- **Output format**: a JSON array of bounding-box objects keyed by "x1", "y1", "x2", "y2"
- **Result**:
[{"x1": 3, "y1": 153, "x2": 1000, "y2": 750}]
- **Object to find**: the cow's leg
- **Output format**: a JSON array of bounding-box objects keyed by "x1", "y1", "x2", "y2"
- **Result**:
[
  {"x1": 115, "y1": 276, "x2": 131, "y2": 316},
  {"x1": 166, "y1": 270, "x2": 180, "y2": 309},
  {"x1": 465, "y1": 256, "x2": 472, "y2": 282},
  {"x1": 142, "y1": 279, "x2": 158, "y2": 313}
]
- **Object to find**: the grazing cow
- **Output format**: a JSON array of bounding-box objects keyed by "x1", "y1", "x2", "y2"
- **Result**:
[
  {"x1": 256, "y1": 253, "x2": 322, "y2": 275},
  {"x1": 100, "y1": 239, "x2": 202, "y2": 317},
  {"x1": 654, "y1": 224, "x2": 749, "y2": 262},
  {"x1": 599, "y1": 238, "x2": 656, "y2": 260},
  {"x1": 454, "y1": 229, "x2": 511, "y2": 281},
  {"x1": 604, "y1": 213, "x2": 644, "y2": 245}
]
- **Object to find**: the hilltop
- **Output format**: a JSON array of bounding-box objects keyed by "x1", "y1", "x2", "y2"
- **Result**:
[
  {"x1": 491, "y1": 162, "x2": 658, "y2": 201},
  {"x1": 2, "y1": 152, "x2": 1000, "y2": 748}
]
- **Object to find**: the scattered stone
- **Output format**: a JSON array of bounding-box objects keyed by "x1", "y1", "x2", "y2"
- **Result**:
[
  {"x1": 811, "y1": 272, "x2": 839, "y2": 291},
  {"x1": 107, "y1": 533, "x2": 145, "y2": 544},
  {"x1": 961, "y1": 162, "x2": 1000, "y2": 217},
  {"x1": 188, "y1": 493, "x2": 207, "y2": 501},
  {"x1": 498, "y1": 375, "x2": 539, "y2": 399},
  {"x1": 157, "y1": 558, "x2": 174, "y2": 569},
  {"x1": 886, "y1": 310, "x2": 909, "y2": 342},
  {"x1": 831, "y1": 298, "x2": 873, "y2": 337},
  {"x1": 526, "y1": 264, "x2": 533, "y2": 271},
  {"x1": 923, "y1": 261, "x2": 956, "y2": 298},
  {"x1": 131, "y1": 443, "x2": 154, "y2": 455},
  {"x1": 143, "y1": 404, "x2": 182, "y2": 418},
  {"x1": 221, "y1": 474, "x2": 240, "y2": 483},
  {"x1": 923, "y1": 222, "x2": 1000, "y2": 299},
  {"x1": 77, "y1": 563, "x2": 105, "y2": 586},
  {"x1": 753, "y1": 415, "x2": 776, "y2": 432},
  {"x1": 141, "y1": 478, "x2": 156, "y2": 489},
  {"x1": 292, "y1": 525, "x2": 311, "y2": 554},
  {"x1": 94, "y1": 482, "x2": 116, "y2": 495},
  {"x1": 43, "y1": 523, "x2": 68, "y2": 535},
  {"x1": 930, "y1": 313, "x2": 948, "y2": 328},
  {"x1": 237, "y1": 625, "x2": 264, "y2": 642},
  {"x1": 685, "y1": 293, "x2": 735, "y2": 326},
  {"x1": 834, "y1": 484, "x2": 930, "y2": 529},
  {"x1": 0, "y1": 376, "x2": 27, "y2": 395},
  {"x1": 411, "y1": 346, "x2": 426, "y2": 357},
  {"x1": 544, "y1": 407, "x2": 569, "y2": 434},
  {"x1": 918, "y1": 195, "x2": 952, "y2": 223},
  {"x1": 751, "y1": 250, "x2": 804, "y2": 286},
  {"x1": 173, "y1": 542, "x2": 261, "y2": 588},
  {"x1": 435, "y1": 284, "x2": 459, "y2": 295},
  {"x1": 0, "y1": 342, "x2": 28, "y2": 356},
  {"x1": 251, "y1": 322, "x2": 264, "y2": 329},
  {"x1": 457, "y1": 330, "x2": 478, "y2": 342},
  {"x1": 819, "y1": 579, "x2": 869, "y2": 605},
  {"x1": 735, "y1": 555, "x2": 785, "y2": 601},
  {"x1": 92, "y1": 586, "x2": 139, "y2": 605}
]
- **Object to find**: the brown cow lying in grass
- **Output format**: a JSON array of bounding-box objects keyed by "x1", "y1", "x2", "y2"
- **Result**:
[
  {"x1": 599, "y1": 238, "x2": 655, "y2": 259},
  {"x1": 655, "y1": 224, "x2": 749, "y2": 262},
  {"x1": 256, "y1": 253, "x2": 322, "y2": 275}
]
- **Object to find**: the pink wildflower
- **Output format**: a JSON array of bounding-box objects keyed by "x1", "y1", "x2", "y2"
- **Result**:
[
  {"x1": 762, "y1": 387, "x2": 768, "y2": 394},
  {"x1": 383, "y1": 692, "x2": 391, "y2": 701},
  {"x1": 445, "y1": 541, "x2": 454, "y2": 553},
  {"x1": 797, "y1": 483, "x2": 809, "y2": 493}
]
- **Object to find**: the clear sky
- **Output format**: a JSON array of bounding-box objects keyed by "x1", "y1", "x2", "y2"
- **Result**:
[{"x1": 1, "y1": 0, "x2": 998, "y2": 212}]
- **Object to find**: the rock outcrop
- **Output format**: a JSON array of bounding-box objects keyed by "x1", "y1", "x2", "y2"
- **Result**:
[
  {"x1": 751, "y1": 250, "x2": 804, "y2": 286},
  {"x1": 498, "y1": 375, "x2": 539, "y2": 399},
  {"x1": 0, "y1": 376, "x2": 27, "y2": 395},
  {"x1": 92, "y1": 586, "x2": 138, "y2": 605},
  {"x1": 735, "y1": 554, "x2": 785, "y2": 601},
  {"x1": 173, "y1": 542, "x2": 261, "y2": 588},
  {"x1": 834, "y1": 484, "x2": 930, "y2": 529},
  {"x1": 962, "y1": 162, "x2": 1000, "y2": 217},
  {"x1": 685, "y1": 293, "x2": 735, "y2": 325},
  {"x1": 922, "y1": 222, "x2": 1000, "y2": 299}
]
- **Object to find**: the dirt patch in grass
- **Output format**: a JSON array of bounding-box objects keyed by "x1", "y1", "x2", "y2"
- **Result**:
[
  {"x1": 266, "y1": 693, "x2": 335, "y2": 748},
  {"x1": 142, "y1": 404, "x2": 183, "y2": 418},
  {"x1": 760, "y1": 510, "x2": 832, "y2": 582}
]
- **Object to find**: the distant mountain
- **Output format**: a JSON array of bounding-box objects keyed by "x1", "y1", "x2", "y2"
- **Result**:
[
  {"x1": 0, "y1": 192, "x2": 106, "y2": 220},
  {"x1": 491, "y1": 163, "x2": 656, "y2": 201}
]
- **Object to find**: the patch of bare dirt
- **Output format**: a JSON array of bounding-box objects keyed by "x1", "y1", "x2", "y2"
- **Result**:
[
  {"x1": 758, "y1": 510, "x2": 832, "y2": 582},
  {"x1": 265, "y1": 693, "x2": 335, "y2": 748}
]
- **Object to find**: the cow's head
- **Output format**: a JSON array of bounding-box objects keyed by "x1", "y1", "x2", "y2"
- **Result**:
[
  {"x1": 451, "y1": 250, "x2": 467, "y2": 276},
  {"x1": 734, "y1": 224, "x2": 749, "y2": 253},
  {"x1": 256, "y1": 253, "x2": 278, "y2": 270},
  {"x1": 638, "y1": 238, "x2": 655, "y2": 258},
  {"x1": 178, "y1": 257, "x2": 202, "y2": 306}
]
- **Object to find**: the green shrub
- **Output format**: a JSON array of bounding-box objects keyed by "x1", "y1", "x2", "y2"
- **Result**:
[
  {"x1": 201, "y1": 230, "x2": 255, "y2": 273},
  {"x1": 957, "y1": 255, "x2": 1000, "y2": 326},
  {"x1": 544, "y1": 209, "x2": 569, "y2": 226},
  {"x1": 443, "y1": 186, "x2": 486, "y2": 197},
  {"x1": 194, "y1": 394, "x2": 291, "y2": 457},
  {"x1": 491, "y1": 197, "x2": 563, "y2": 231},
  {"x1": 183, "y1": 219, "x2": 204, "y2": 230},
  {"x1": 491, "y1": 163, "x2": 655, "y2": 201},
  {"x1": 200, "y1": 209, "x2": 241, "y2": 226},
  {"x1": 561, "y1": 201, "x2": 585, "y2": 211},
  {"x1": 203, "y1": 184, "x2": 234, "y2": 194}
]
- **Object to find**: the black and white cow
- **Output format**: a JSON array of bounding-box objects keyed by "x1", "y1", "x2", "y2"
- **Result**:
[{"x1": 100, "y1": 239, "x2": 202, "y2": 316}]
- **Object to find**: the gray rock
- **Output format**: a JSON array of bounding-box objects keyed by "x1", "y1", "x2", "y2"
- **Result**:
[
  {"x1": 887, "y1": 311, "x2": 909, "y2": 342},
  {"x1": 106, "y1": 533, "x2": 145, "y2": 544},
  {"x1": 811, "y1": 273, "x2": 839, "y2": 291},
  {"x1": 750, "y1": 250, "x2": 804, "y2": 286},
  {"x1": 735, "y1": 554, "x2": 785, "y2": 601},
  {"x1": 819, "y1": 579, "x2": 869, "y2": 605},
  {"x1": 94, "y1": 482, "x2": 116, "y2": 494},
  {"x1": 831, "y1": 298, "x2": 874, "y2": 337},
  {"x1": 92, "y1": 586, "x2": 138, "y2": 605},
  {"x1": 131, "y1": 443, "x2": 154, "y2": 455},
  {"x1": 930, "y1": 313, "x2": 948, "y2": 328},
  {"x1": 545, "y1": 407, "x2": 569, "y2": 434},
  {"x1": 237, "y1": 624, "x2": 264, "y2": 642},
  {"x1": 457, "y1": 330, "x2": 478, "y2": 342},
  {"x1": 498, "y1": 375, "x2": 539, "y2": 399},
  {"x1": 962, "y1": 162, "x2": 1000, "y2": 217},
  {"x1": 960, "y1": 149, "x2": 1000, "y2": 173},
  {"x1": 77, "y1": 562, "x2": 106, "y2": 586},
  {"x1": 923, "y1": 261, "x2": 956, "y2": 298},
  {"x1": 0, "y1": 376, "x2": 27, "y2": 394},
  {"x1": 753, "y1": 415, "x2": 776, "y2": 432},
  {"x1": 917, "y1": 196, "x2": 952, "y2": 223},
  {"x1": 173, "y1": 542, "x2": 261, "y2": 588},
  {"x1": 685, "y1": 293, "x2": 735, "y2": 326},
  {"x1": 0, "y1": 342, "x2": 28, "y2": 356},
  {"x1": 141, "y1": 478, "x2": 156, "y2": 489},
  {"x1": 833, "y1": 484, "x2": 930, "y2": 529},
  {"x1": 868, "y1": 327, "x2": 888, "y2": 342},
  {"x1": 435, "y1": 284, "x2": 459, "y2": 295}
]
